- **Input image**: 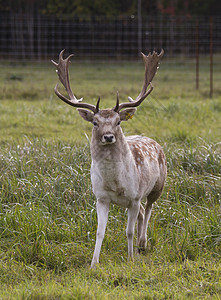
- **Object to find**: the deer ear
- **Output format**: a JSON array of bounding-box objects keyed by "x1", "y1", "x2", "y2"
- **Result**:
[
  {"x1": 78, "y1": 109, "x2": 94, "y2": 122},
  {"x1": 119, "y1": 108, "x2": 136, "y2": 122}
]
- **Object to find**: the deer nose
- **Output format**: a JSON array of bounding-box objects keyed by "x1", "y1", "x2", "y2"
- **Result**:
[{"x1": 103, "y1": 134, "x2": 115, "y2": 143}]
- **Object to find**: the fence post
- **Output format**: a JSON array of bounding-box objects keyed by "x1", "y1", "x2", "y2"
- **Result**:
[
  {"x1": 195, "y1": 19, "x2": 199, "y2": 90},
  {"x1": 210, "y1": 16, "x2": 214, "y2": 98},
  {"x1": 137, "y1": 0, "x2": 142, "y2": 55}
]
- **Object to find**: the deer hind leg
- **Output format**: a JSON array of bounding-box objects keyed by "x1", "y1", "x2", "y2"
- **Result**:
[
  {"x1": 138, "y1": 189, "x2": 163, "y2": 251},
  {"x1": 137, "y1": 203, "x2": 152, "y2": 251},
  {"x1": 136, "y1": 204, "x2": 145, "y2": 252},
  {"x1": 126, "y1": 202, "x2": 140, "y2": 261}
]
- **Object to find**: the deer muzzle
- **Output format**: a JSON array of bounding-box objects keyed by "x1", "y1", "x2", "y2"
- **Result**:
[{"x1": 101, "y1": 133, "x2": 116, "y2": 145}]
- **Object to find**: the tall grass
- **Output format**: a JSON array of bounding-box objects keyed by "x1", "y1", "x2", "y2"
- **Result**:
[{"x1": 0, "y1": 136, "x2": 220, "y2": 298}]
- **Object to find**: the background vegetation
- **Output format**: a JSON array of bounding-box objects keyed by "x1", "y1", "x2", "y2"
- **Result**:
[
  {"x1": 1, "y1": 0, "x2": 221, "y2": 17},
  {"x1": 0, "y1": 57, "x2": 220, "y2": 298}
]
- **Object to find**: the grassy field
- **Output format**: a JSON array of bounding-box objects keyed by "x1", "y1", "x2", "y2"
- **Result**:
[{"x1": 0, "y1": 56, "x2": 221, "y2": 299}]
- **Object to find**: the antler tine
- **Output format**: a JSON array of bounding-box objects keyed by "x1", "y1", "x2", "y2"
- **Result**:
[
  {"x1": 52, "y1": 49, "x2": 99, "y2": 113},
  {"x1": 114, "y1": 49, "x2": 164, "y2": 112}
]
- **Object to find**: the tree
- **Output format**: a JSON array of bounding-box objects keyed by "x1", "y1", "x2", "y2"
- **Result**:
[
  {"x1": 157, "y1": 0, "x2": 221, "y2": 16},
  {"x1": 40, "y1": 0, "x2": 136, "y2": 17},
  {"x1": 1, "y1": 0, "x2": 220, "y2": 17}
]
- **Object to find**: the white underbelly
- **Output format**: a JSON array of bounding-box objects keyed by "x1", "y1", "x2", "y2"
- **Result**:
[{"x1": 106, "y1": 190, "x2": 135, "y2": 208}]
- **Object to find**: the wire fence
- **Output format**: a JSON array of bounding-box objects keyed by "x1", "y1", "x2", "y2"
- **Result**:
[{"x1": 0, "y1": 13, "x2": 221, "y2": 61}]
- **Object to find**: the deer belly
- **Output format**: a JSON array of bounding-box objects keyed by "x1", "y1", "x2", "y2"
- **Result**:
[{"x1": 110, "y1": 192, "x2": 134, "y2": 208}]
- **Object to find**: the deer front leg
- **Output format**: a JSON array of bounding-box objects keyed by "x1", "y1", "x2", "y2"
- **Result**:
[
  {"x1": 126, "y1": 202, "x2": 140, "y2": 261},
  {"x1": 91, "y1": 199, "x2": 110, "y2": 268}
]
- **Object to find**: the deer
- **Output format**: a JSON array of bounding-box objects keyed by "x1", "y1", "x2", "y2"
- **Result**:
[{"x1": 52, "y1": 49, "x2": 167, "y2": 268}]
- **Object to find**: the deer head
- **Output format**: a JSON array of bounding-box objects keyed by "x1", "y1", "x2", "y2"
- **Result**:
[{"x1": 52, "y1": 49, "x2": 164, "y2": 145}]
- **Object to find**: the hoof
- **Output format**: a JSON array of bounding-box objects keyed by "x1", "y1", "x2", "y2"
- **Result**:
[
  {"x1": 137, "y1": 246, "x2": 146, "y2": 254},
  {"x1": 137, "y1": 239, "x2": 147, "y2": 253},
  {"x1": 90, "y1": 260, "x2": 99, "y2": 269}
]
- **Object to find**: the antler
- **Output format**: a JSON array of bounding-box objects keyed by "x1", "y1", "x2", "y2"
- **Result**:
[
  {"x1": 114, "y1": 50, "x2": 164, "y2": 112},
  {"x1": 52, "y1": 49, "x2": 99, "y2": 113}
]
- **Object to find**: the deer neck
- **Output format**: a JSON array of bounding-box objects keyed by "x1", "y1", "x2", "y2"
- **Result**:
[
  {"x1": 90, "y1": 130, "x2": 139, "y2": 202},
  {"x1": 90, "y1": 130, "x2": 131, "y2": 165}
]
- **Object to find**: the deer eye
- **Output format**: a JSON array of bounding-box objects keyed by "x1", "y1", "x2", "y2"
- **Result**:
[
  {"x1": 117, "y1": 121, "x2": 121, "y2": 126},
  {"x1": 93, "y1": 121, "x2": 98, "y2": 127}
]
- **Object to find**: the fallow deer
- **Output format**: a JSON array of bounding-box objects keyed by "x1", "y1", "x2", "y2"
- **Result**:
[{"x1": 52, "y1": 49, "x2": 167, "y2": 268}]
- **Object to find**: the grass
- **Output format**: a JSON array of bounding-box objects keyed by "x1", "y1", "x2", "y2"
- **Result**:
[
  {"x1": 0, "y1": 56, "x2": 221, "y2": 143},
  {"x1": 0, "y1": 56, "x2": 221, "y2": 299}
]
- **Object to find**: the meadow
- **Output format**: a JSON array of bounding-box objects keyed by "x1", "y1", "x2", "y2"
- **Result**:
[{"x1": 0, "y1": 56, "x2": 220, "y2": 299}]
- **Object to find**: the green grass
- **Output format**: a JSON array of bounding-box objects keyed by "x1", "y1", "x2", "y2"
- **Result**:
[
  {"x1": 1, "y1": 56, "x2": 221, "y2": 143},
  {"x1": 0, "y1": 57, "x2": 220, "y2": 299}
]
